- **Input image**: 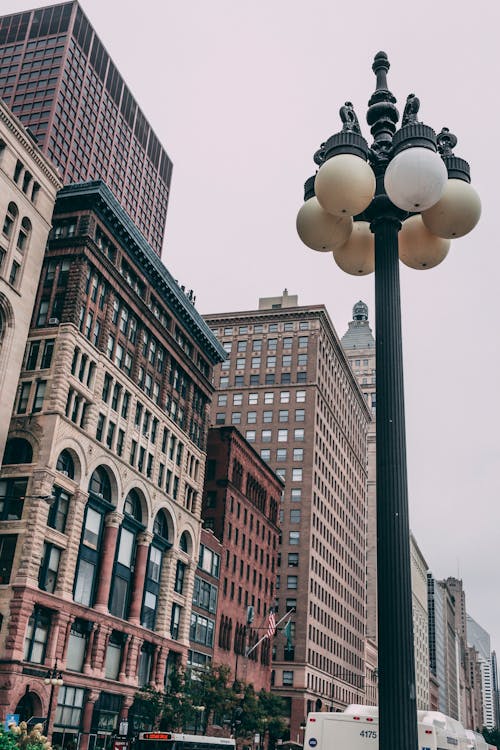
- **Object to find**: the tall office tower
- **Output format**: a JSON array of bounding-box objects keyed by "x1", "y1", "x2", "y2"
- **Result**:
[
  {"x1": 0, "y1": 2, "x2": 173, "y2": 255},
  {"x1": 0, "y1": 98, "x2": 61, "y2": 463},
  {"x1": 0, "y1": 180, "x2": 224, "y2": 750},
  {"x1": 341, "y1": 303, "x2": 431, "y2": 711},
  {"x1": 340, "y1": 301, "x2": 377, "y2": 697},
  {"x1": 204, "y1": 291, "x2": 370, "y2": 738},
  {"x1": 491, "y1": 650, "x2": 500, "y2": 729},
  {"x1": 202, "y1": 425, "x2": 281, "y2": 693},
  {"x1": 428, "y1": 575, "x2": 459, "y2": 718},
  {"x1": 467, "y1": 615, "x2": 496, "y2": 729},
  {"x1": 410, "y1": 534, "x2": 430, "y2": 710}
]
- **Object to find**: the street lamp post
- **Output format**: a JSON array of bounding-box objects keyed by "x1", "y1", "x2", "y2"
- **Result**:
[
  {"x1": 44, "y1": 662, "x2": 63, "y2": 740},
  {"x1": 297, "y1": 52, "x2": 480, "y2": 750}
]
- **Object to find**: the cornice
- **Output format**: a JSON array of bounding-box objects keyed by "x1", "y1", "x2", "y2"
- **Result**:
[
  {"x1": 54, "y1": 180, "x2": 226, "y2": 365},
  {"x1": 0, "y1": 102, "x2": 62, "y2": 191}
]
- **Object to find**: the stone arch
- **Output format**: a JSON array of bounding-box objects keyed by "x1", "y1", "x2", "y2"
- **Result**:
[
  {"x1": 178, "y1": 528, "x2": 195, "y2": 556},
  {"x1": 86, "y1": 457, "x2": 121, "y2": 506},
  {"x1": 153, "y1": 507, "x2": 174, "y2": 544},
  {"x1": 12, "y1": 686, "x2": 43, "y2": 723},
  {"x1": 121, "y1": 480, "x2": 152, "y2": 528},
  {"x1": 52, "y1": 438, "x2": 86, "y2": 484},
  {"x1": 2, "y1": 436, "x2": 34, "y2": 464}
]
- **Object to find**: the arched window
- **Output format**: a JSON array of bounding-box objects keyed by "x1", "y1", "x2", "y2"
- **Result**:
[
  {"x1": 56, "y1": 449, "x2": 75, "y2": 479},
  {"x1": 123, "y1": 489, "x2": 142, "y2": 522},
  {"x1": 153, "y1": 510, "x2": 168, "y2": 540},
  {"x1": 88, "y1": 466, "x2": 111, "y2": 502},
  {"x1": 2, "y1": 437, "x2": 32, "y2": 464},
  {"x1": 73, "y1": 467, "x2": 112, "y2": 606},
  {"x1": 109, "y1": 489, "x2": 144, "y2": 620},
  {"x1": 3, "y1": 202, "x2": 18, "y2": 239},
  {"x1": 141, "y1": 511, "x2": 172, "y2": 630},
  {"x1": 17, "y1": 217, "x2": 32, "y2": 253},
  {"x1": 179, "y1": 531, "x2": 189, "y2": 553}
]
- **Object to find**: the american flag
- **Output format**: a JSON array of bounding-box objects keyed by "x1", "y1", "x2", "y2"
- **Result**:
[{"x1": 267, "y1": 607, "x2": 276, "y2": 639}]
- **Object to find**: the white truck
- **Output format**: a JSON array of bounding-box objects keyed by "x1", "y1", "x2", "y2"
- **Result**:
[{"x1": 303, "y1": 705, "x2": 482, "y2": 750}]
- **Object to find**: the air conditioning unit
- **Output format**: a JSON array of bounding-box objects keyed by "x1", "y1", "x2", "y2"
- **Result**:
[
  {"x1": 60, "y1": 470, "x2": 69, "y2": 476},
  {"x1": 48, "y1": 317, "x2": 59, "y2": 325},
  {"x1": 96, "y1": 492, "x2": 104, "y2": 499}
]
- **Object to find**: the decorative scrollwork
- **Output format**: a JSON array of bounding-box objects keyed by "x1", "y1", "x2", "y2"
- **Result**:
[
  {"x1": 401, "y1": 93, "x2": 420, "y2": 126},
  {"x1": 339, "y1": 101, "x2": 361, "y2": 134},
  {"x1": 313, "y1": 143, "x2": 327, "y2": 166},
  {"x1": 436, "y1": 127, "x2": 457, "y2": 156}
]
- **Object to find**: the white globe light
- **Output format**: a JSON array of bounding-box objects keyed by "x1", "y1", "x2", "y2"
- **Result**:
[
  {"x1": 296, "y1": 197, "x2": 353, "y2": 252},
  {"x1": 333, "y1": 221, "x2": 374, "y2": 275},
  {"x1": 421, "y1": 179, "x2": 481, "y2": 238},
  {"x1": 315, "y1": 153, "x2": 376, "y2": 217},
  {"x1": 384, "y1": 147, "x2": 448, "y2": 211},
  {"x1": 398, "y1": 214, "x2": 450, "y2": 270}
]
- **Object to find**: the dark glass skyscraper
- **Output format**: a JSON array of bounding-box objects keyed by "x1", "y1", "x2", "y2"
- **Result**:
[{"x1": 0, "y1": 1, "x2": 172, "y2": 255}]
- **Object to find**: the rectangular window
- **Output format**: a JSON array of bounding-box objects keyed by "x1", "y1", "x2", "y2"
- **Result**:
[
  {"x1": 38, "y1": 542, "x2": 60, "y2": 593},
  {"x1": 296, "y1": 390, "x2": 306, "y2": 402},
  {"x1": 278, "y1": 429, "x2": 288, "y2": 442},
  {"x1": 26, "y1": 341, "x2": 40, "y2": 370},
  {"x1": 277, "y1": 449, "x2": 287, "y2": 461},
  {"x1": 279, "y1": 410, "x2": 289, "y2": 422},
  {"x1": 287, "y1": 575, "x2": 298, "y2": 589},
  {"x1": 261, "y1": 429, "x2": 272, "y2": 442},
  {"x1": 0, "y1": 478, "x2": 27, "y2": 521},
  {"x1": 292, "y1": 468, "x2": 303, "y2": 481},
  {"x1": 231, "y1": 412, "x2": 241, "y2": 424},
  {"x1": 237, "y1": 341, "x2": 247, "y2": 352},
  {"x1": 218, "y1": 394, "x2": 227, "y2": 406},
  {"x1": 17, "y1": 382, "x2": 31, "y2": 413},
  {"x1": 268, "y1": 338, "x2": 277, "y2": 349},
  {"x1": 293, "y1": 448, "x2": 304, "y2": 461},
  {"x1": 294, "y1": 428, "x2": 305, "y2": 441},
  {"x1": 295, "y1": 409, "x2": 305, "y2": 421},
  {"x1": 247, "y1": 411, "x2": 257, "y2": 423},
  {"x1": 66, "y1": 619, "x2": 89, "y2": 672},
  {"x1": 0, "y1": 535, "x2": 17, "y2": 583},
  {"x1": 266, "y1": 356, "x2": 276, "y2": 368},
  {"x1": 24, "y1": 607, "x2": 50, "y2": 663},
  {"x1": 291, "y1": 488, "x2": 302, "y2": 502},
  {"x1": 245, "y1": 430, "x2": 256, "y2": 443},
  {"x1": 298, "y1": 354, "x2": 308, "y2": 366},
  {"x1": 298, "y1": 336, "x2": 308, "y2": 348}
]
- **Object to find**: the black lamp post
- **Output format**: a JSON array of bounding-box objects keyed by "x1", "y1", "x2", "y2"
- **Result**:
[
  {"x1": 44, "y1": 662, "x2": 63, "y2": 740},
  {"x1": 296, "y1": 53, "x2": 480, "y2": 750}
]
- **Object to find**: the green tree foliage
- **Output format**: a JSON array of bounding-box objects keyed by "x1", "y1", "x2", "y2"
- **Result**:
[
  {"x1": 134, "y1": 665, "x2": 288, "y2": 744},
  {"x1": 3, "y1": 723, "x2": 51, "y2": 750},
  {"x1": 483, "y1": 727, "x2": 500, "y2": 749}
]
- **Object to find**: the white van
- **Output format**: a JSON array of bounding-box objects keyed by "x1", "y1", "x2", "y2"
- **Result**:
[{"x1": 303, "y1": 705, "x2": 473, "y2": 750}]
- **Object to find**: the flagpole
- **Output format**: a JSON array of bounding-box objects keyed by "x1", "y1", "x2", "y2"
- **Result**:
[{"x1": 245, "y1": 608, "x2": 295, "y2": 657}]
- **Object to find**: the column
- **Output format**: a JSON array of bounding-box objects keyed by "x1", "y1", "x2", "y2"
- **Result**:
[
  {"x1": 79, "y1": 690, "x2": 100, "y2": 750},
  {"x1": 83, "y1": 624, "x2": 97, "y2": 674},
  {"x1": 128, "y1": 532, "x2": 152, "y2": 625},
  {"x1": 118, "y1": 635, "x2": 131, "y2": 682},
  {"x1": 94, "y1": 512, "x2": 122, "y2": 613}
]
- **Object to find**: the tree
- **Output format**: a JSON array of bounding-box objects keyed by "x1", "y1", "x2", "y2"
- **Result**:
[{"x1": 482, "y1": 727, "x2": 500, "y2": 749}]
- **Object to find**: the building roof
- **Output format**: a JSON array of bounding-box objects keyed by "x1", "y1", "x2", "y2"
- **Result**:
[
  {"x1": 341, "y1": 300, "x2": 375, "y2": 351},
  {"x1": 54, "y1": 180, "x2": 226, "y2": 365}
]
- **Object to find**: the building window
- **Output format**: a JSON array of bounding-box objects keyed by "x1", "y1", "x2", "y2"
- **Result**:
[
  {"x1": 248, "y1": 392, "x2": 258, "y2": 404},
  {"x1": 288, "y1": 553, "x2": 299, "y2": 567},
  {"x1": 54, "y1": 686, "x2": 85, "y2": 730},
  {"x1": 278, "y1": 429, "x2": 288, "y2": 442},
  {"x1": 104, "y1": 631, "x2": 124, "y2": 680},
  {"x1": 296, "y1": 390, "x2": 306, "y2": 402},
  {"x1": 16, "y1": 217, "x2": 31, "y2": 252},
  {"x1": 290, "y1": 509, "x2": 301, "y2": 523},
  {"x1": 67, "y1": 619, "x2": 90, "y2": 672},
  {"x1": 32, "y1": 381, "x2": 47, "y2": 412},
  {"x1": 279, "y1": 410, "x2": 289, "y2": 422},
  {"x1": 3, "y1": 202, "x2": 18, "y2": 238},
  {"x1": 170, "y1": 603, "x2": 181, "y2": 639},
  {"x1": 291, "y1": 489, "x2": 302, "y2": 502},
  {"x1": 245, "y1": 430, "x2": 256, "y2": 443},
  {"x1": 277, "y1": 449, "x2": 287, "y2": 461},
  {"x1": 292, "y1": 468, "x2": 302, "y2": 481},
  {"x1": 287, "y1": 575, "x2": 298, "y2": 589},
  {"x1": 289, "y1": 531, "x2": 300, "y2": 545},
  {"x1": 231, "y1": 412, "x2": 241, "y2": 425},
  {"x1": 218, "y1": 394, "x2": 227, "y2": 406},
  {"x1": 17, "y1": 382, "x2": 31, "y2": 414},
  {"x1": 262, "y1": 430, "x2": 272, "y2": 443},
  {"x1": 24, "y1": 607, "x2": 50, "y2": 663},
  {"x1": 174, "y1": 561, "x2": 186, "y2": 594},
  {"x1": 260, "y1": 449, "x2": 271, "y2": 461},
  {"x1": 294, "y1": 428, "x2": 305, "y2": 441},
  {"x1": 264, "y1": 392, "x2": 274, "y2": 404},
  {"x1": 0, "y1": 535, "x2": 17, "y2": 583},
  {"x1": 38, "y1": 542, "x2": 60, "y2": 593},
  {"x1": 190, "y1": 613, "x2": 215, "y2": 647},
  {"x1": 282, "y1": 670, "x2": 294, "y2": 686},
  {"x1": 0, "y1": 477, "x2": 27, "y2": 520}
]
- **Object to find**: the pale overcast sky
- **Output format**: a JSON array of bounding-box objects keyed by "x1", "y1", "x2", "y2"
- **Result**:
[{"x1": 5, "y1": 0, "x2": 500, "y2": 656}]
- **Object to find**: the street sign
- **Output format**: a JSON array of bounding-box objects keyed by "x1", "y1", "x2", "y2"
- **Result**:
[{"x1": 5, "y1": 714, "x2": 19, "y2": 731}]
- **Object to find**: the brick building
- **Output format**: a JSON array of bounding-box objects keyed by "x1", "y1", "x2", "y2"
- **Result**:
[
  {"x1": 204, "y1": 292, "x2": 370, "y2": 737},
  {"x1": 202, "y1": 426, "x2": 281, "y2": 693},
  {"x1": 0, "y1": 1, "x2": 173, "y2": 255},
  {"x1": 0, "y1": 179, "x2": 224, "y2": 750}
]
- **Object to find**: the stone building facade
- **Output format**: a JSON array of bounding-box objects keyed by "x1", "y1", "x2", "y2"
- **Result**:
[
  {"x1": 0, "y1": 180, "x2": 224, "y2": 750},
  {"x1": 0, "y1": 98, "x2": 61, "y2": 463},
  {"x1": 204, "y1": 292, "x2": 370, "y2": 738}
]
